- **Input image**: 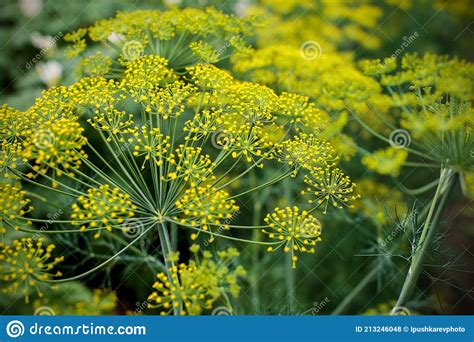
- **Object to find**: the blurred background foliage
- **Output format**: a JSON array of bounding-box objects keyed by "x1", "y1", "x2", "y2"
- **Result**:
[{"x1": 0, "y1": 0, "x2": 472, "y2": 315}]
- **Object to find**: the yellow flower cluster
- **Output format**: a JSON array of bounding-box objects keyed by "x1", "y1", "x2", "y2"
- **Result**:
[
  {"x1": 263, "y1": 206, "x2": 322, "y2": 268},
  {"x1": 33, "y1": 287, "x2": 117, "y2": 315},
  {"x1": 148, "y1": 245, "x2": 246, "y2": 315},
  {"x1": 254, "y1": 1, "x2": 382, "y2": 50},
  {"x1": 65, "y1": 8, "x2": 258, "y2": 70},
  {"x1": 21, "y1": 117, "x2": 88, "y2": 183},
  {"x1": 0, "y1": 182, "x2": 33, "y2": 234},
  {"x1": 129, "y1": 126, "x2": 171, "y2": 169},
  {"x1": 0, "y1": 238, "x2": 63, "y2": 303},
  {"x1": 166, "y1": 146, "x2": 215, "y2": 186},
  {"x1": 302, "y1": 168, "x2": 360, "y2": 213},
  {"x1": 231, "y1": 45, "x2": 387, "y2": 137},
  {"x1": 78, "y1": 52, "x2": 112, "y2": 77},
  {"x1": 361, "y1": 53, "x2": 473, "y2": 173},
  {"x1": 274, "y1": 134, "x2": 337, "y2": 176},
  {"x1": 71, "y1": 184, "x2": 137, "y2": 238},
  {"x1": 362, "y1": 147, "x2": 408, "y2": 177},
  {"x1": 123, "y1": 55, "x2": 177, "y2": 97},
  {"x1": 174, "y1": 185, "x2": 239, "y2": 240}
]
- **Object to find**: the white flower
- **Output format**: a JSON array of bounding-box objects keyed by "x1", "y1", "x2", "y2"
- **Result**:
[
  {"x1": 163, "y1": 0, "x2": 181, "y2": 7},
  {"x1": 19, "y1": 0, "x2": 43, "y2": 17},
  {"x1": 107, "y1": 32, "x2": 124, "y2": 44},
  {"x1": 234, "y1": 0, "x2": 251, "y2": 17},
  {"x1": 31, "y1": 32, "x2": 55, "y2": 50},
  {"x1": 36, "y1": 61, "x2": 62, "y2": 87}
]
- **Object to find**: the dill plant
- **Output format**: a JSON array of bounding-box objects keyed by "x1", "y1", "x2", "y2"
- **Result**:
[
  {"x1": 333, "y1": 54, "x2": 474, "y2": 314},
  {"x1": 0, "y1": 8, "x2": 359, "y2": 314}
]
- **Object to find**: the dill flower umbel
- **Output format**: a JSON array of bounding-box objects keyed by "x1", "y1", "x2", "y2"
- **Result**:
[
  {"x1": 0, "y1": 6, "x2": 361, "y2": 312},
  {"x1": 263, "y1": 206, "x2": 322, "y2": 268},
  {"x1": 0, "y1": 238, "x2": 63, "y2": 303},
  {"x1": 359, "y1": 53, "x2": 473, "y2": 174},
  {"x1": 65, "y1": 8, "x2": 258, "y2": 72},
  {"x1": 148, "y1": 246, "x2": 246, "y2": 315},
  {"x1": 361, "y1": 147, "x2": 408, "y2": 177},
  {"x1": 71, "y1": 184, "x2": 137, "y2": 238},
  {"x1": 0, "y1": 182, "x2": 33, "y2": 234},
  {"x1": 174, "y1": 185, "x2": 239, "y2": 240},
  {"x1": 302, "y1": 168, "x2": 360, "y2": 213}
]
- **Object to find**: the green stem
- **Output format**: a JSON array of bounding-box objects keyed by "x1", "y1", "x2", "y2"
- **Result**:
[
  {"x1": 283, "y1": 178, "x2": 295, "y2": 313},
  {"x1": 393, "y1": 169, "x2": 457, "y2": 311},
  {"x1": 331, "y1": 265, "x2": 380, "y2": 315},
  {"x1": 157, "y1": 223, "x2": 180, "y2": 315}
]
